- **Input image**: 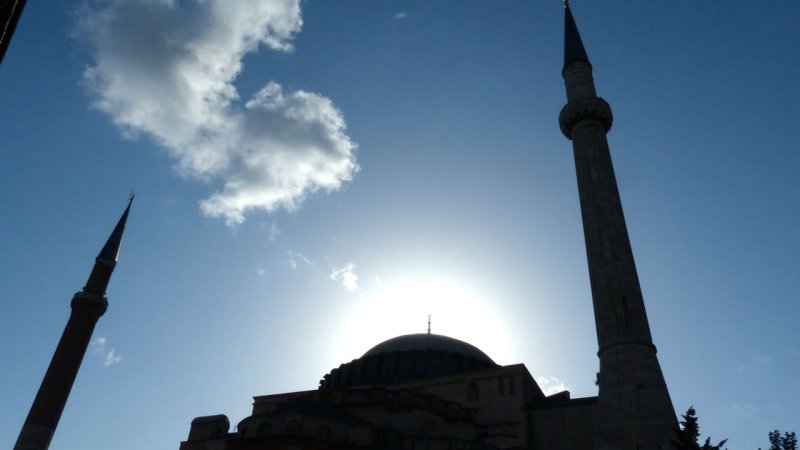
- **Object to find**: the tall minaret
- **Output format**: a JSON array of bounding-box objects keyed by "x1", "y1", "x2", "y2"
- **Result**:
[
  {"x1": 15, "y1": 197, "x2": 133, "y2": 450},
  {"x1": 557, "y1": 5, "x2": 677, "y2": 450}
]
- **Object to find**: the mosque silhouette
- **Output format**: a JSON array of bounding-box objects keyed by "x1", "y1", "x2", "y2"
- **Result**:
[{"x1": 15, "y1": 6, "x2": 678, "y2": 450}]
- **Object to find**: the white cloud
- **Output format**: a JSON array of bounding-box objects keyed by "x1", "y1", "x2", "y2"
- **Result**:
[
  {"x1": 536, "y1": 376, "x2": 569, "y2": 396},
  {"x1": 287, "y1": 249, "x2": 312, "y2": 269},
  {"x1": 330, "y1": 262, "x2": 359, "y2": 292},
  {"x1": 394, "y1": 12, "x2": 407, "y2": 19},
  {"x1": 91, "y1": 337, "x2": 107, "y2": 351},
  {"x1": 103, "y1": 349, "x2": 122, "y2": 366},
  {"x1": 80, "y1": 0, "x2": 358, "y2": 225},
  {"x1": 90, "y1": 337, "x2": 121, "y2": 367}
]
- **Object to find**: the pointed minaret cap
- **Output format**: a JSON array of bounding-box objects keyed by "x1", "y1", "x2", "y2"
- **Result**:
[
  {"x1": 82, "y1": 195, "x2": 134, "y2": 296},
  {"x1": 98, "y1": 193, "x2": 134, "y2": 263},
  {"x1": 563, "y1": 4, "x2": 590, "y2": 70}
]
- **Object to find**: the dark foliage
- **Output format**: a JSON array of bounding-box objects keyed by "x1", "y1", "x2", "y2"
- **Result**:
[
  {"x1": 673, "y1": 406, "x2": 727, "y2": 450},
  {"x1": 763, "y1": 430, "x2": 798, "y2": 450}
]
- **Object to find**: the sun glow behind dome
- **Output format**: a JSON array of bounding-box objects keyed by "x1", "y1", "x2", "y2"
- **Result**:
[{"x1": 332, "y1": 273, "x2": 518, "y2": 367}]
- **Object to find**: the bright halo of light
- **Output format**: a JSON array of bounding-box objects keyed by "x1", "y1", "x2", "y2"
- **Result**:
[{"x1": 332, "y1": 273, "x2": 517, "y2": 366}]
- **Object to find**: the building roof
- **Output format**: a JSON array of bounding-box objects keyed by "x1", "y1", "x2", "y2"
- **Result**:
[{"x1": 363, "y1": 333, "x2": 495, "y2": 365}]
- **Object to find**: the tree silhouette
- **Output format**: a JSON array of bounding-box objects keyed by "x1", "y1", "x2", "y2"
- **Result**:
[
  {"x1": 764, "y1": 430, "x2": 797, "y2": 450},
  {"x1": 674, "y1": 406, "x2": 728, "y2": 450},
  {"x1": 782, "y1": 431, "x2": 798, "y2": 450}
]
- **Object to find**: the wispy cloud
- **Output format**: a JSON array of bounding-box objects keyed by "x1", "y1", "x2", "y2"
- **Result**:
[
  {"x1": 737, "y1": 352, "x2": 772, "y2": 375},
  {"x1": 90, "y1": 337, "x2": 122, "y2": 367},
  {"x1": 394, "y1": 12, "x2": 407, "y2": 19},
  {"x1": 330, "y1": 262, "x2": 359, "y2": 292},
  {"x1": 258, "y1": 220, "x2": 283, "y2": 243},
  {"x1": 722, "y1": 403, "x2": 757, "y2": 419},
  {"x1": 80, "y1": 0, "x2": 358, "y2": 226},
  {"x1": 287, "y1": 250, "x2": 312, "y2": 269},
  {"x1": 267, "y1": 222, "x2": 282, "y2": 242},
  {"x1": 536, "y1": 376, "x2": 569, "y2": 396}
]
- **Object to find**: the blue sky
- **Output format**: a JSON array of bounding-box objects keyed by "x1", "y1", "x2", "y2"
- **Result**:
[{"x1": 1, "y1": 1, "x2": 798, "y2": 449}]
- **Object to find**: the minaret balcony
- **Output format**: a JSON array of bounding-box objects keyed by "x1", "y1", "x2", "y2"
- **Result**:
[{"x1": 559, "y1": 97, "x2": 613, "y2": 139}]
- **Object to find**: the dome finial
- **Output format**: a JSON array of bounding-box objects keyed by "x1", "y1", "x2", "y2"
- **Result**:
[{"x1": 427, "y1": 314, "x2": 431, "y2": 334}]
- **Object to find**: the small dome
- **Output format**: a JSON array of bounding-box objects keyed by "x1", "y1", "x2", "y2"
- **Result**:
[{"x1": 364, "y1": 333, "x2": 495, "y2": 364}]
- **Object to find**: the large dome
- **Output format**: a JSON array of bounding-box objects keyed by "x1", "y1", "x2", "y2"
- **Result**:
[
  {"x1": 363, "y1": 333, "x2": 495, "y2": 364},
  {"x1": 320, "y1": 333, "x2": 497, "y2": 390}
]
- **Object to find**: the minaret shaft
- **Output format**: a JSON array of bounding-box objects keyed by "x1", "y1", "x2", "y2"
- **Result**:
[
  {"x1": 15, "y1": 295, "x2": 107, "y2": 450},
  {"x1": 559, "y1": 7, "x2": 676, "y2": 450},
  {"x1": 15, "y1": 199, "x2": 131, "y2": 450},
  {"x1": 571, "y1": 119, "x2": 653, "y2": 349}
]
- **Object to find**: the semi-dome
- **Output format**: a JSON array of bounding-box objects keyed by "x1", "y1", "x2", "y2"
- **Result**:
[
  {"x1": 363, "y1": 333, "x2": 495, "y2": 364},
  {"x1": 320, "y1": 333, "x2": 497, "y2": 390}
]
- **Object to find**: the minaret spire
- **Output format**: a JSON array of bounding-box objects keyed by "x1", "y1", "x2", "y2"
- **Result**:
[
  {"x1": 563, "y1": 4, "x2": 589, "y2": 70},
  {"x1": 558, "y1": 5, "x2": 677, "y2": 450},
  {"x1": 85, "y1": 193, "x2": 133, "y2": 295},
  {"x1": 97, "y1": 193, "x2": 133, "y2": 263},
  {"x1": 15, "y1": 198, "x2": 134, "y2": 450}
]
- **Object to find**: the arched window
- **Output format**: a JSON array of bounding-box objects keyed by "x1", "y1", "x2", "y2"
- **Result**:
[{"x1": 466, "y1": 381, "x2": 480, "y2": 401}]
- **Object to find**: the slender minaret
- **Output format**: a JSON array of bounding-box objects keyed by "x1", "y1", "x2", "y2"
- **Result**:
[
  {"x1": 557, "y1": 5, "x2": 677, "y2": 450},
  {"x1": 15, "y1": 197, "x2": 133, "y2": 450}
]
